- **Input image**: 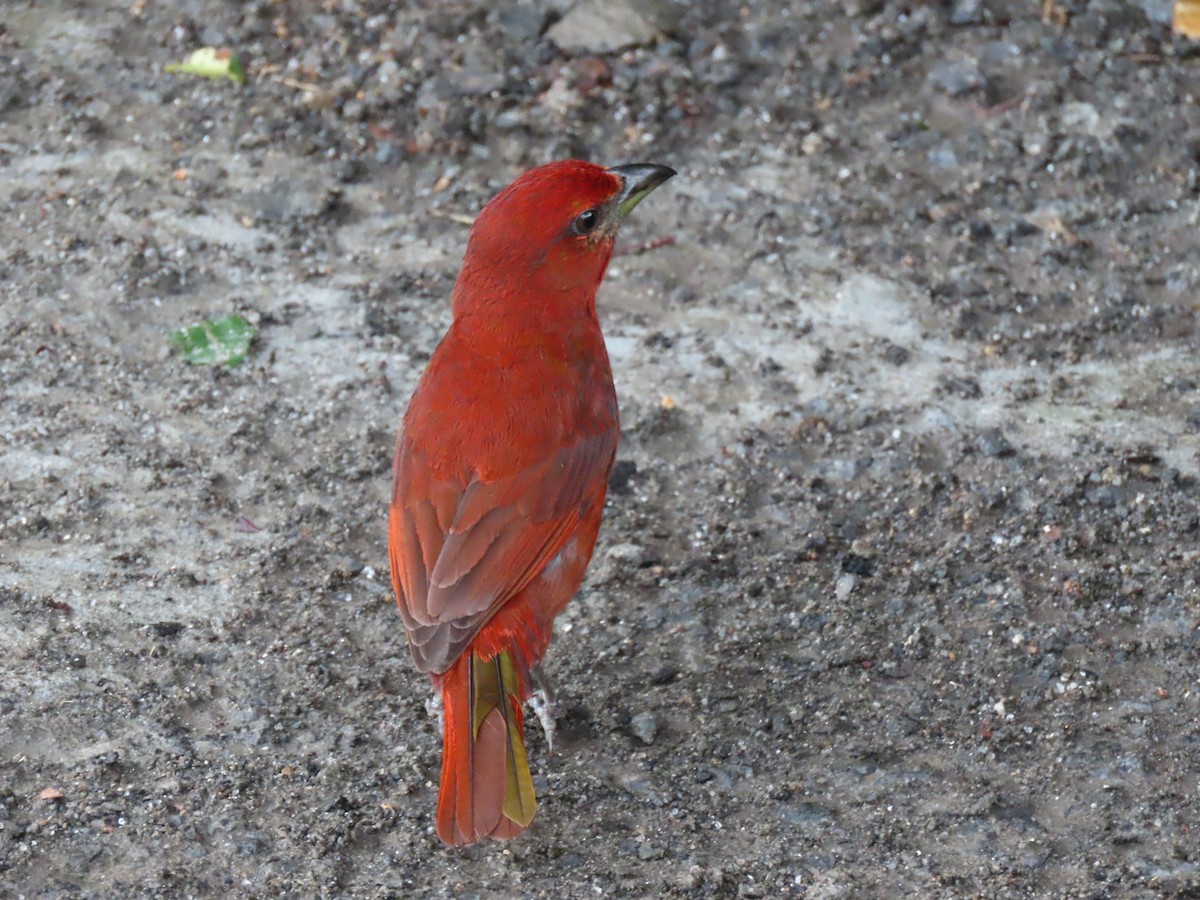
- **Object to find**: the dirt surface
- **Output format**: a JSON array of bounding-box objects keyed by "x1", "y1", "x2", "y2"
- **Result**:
[{"x1": 2, "y1": 0, "x2": 1199, "y2": 896}]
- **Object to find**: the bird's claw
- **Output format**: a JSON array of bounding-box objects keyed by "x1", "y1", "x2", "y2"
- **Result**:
[
  {"x1": 528, "y1": 687, "x2": 561, "y2": 754},
  {"x1": 529, "y1": 664, "x2": 562, "y2": 752}
]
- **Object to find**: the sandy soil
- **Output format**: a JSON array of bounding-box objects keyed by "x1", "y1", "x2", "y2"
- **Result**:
[{"x1": 2, "y1": 1, "x2": 1199, "y2": 897}]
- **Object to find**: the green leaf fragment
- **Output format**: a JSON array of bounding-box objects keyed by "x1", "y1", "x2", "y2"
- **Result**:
[
  {"x1": 165, "y1": 47, "x2": 246, "y2": 84},
  {"x1": 170, "y1": 314, "x2": 255, "y2": 367}
]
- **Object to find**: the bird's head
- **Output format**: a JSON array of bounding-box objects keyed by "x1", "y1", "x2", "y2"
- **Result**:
[{"x1": 455, "y1": 159, "x2": 675, "y2": 312}]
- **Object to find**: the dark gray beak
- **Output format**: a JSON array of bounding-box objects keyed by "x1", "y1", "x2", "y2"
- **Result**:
[{"x1": 607, "y1": 163, "x2": 676, "y2": 221}]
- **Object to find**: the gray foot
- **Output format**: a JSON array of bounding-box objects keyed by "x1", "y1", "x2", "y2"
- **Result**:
[{"x1": 529, "y1": 666, "x2": 562, "y2": 753}]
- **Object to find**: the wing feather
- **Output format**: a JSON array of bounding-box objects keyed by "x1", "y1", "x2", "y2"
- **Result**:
[
  {"x1": 389, "y1": 430, "x2": 615, "y2": 674},
  {"x1": 432, "y1": 505, "x2": 516, "y2": 591}
]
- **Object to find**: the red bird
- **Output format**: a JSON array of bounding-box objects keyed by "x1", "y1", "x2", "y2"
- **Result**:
[{"x1": 388, "y1": 160, "x2": 675, "y2": 846}]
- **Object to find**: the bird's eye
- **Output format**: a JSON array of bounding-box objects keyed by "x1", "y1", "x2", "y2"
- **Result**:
[{"x1": 572, "y1": 208, "x2": 600, "y2": 235}]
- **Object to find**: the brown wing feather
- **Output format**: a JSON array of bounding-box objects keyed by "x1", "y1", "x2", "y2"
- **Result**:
[{"x1": 390, "y1": 430, "x2": 615, "y2": 674}]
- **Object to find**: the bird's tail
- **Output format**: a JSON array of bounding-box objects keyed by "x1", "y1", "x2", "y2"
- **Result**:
[{"x1": 435, "y1": 649, "x2": 536, "y2": 846}]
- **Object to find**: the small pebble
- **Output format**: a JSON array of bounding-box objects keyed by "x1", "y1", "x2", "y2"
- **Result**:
[
  {"x1": 835, "y1": 573, "x2": 857, "y2": 601},
  {"x1": 977, "y1": 428, "x2": 1015, "y2": 458},
  {"x1": 606, "y1": 542, "x2": 646, "y2": 565},
  {"x1": 948, "y1": 0, "x2": 983, "y2": 25},
  {"x1": 630, "y1": 712, "x2": 659, "y2": 745},
  {"x1": 927, "y1": 57, "x2": 983, "y2": 96},
  {"x1": 637, "y1": 842, "x2": 665, "y2": 860},
  {"x1": 547, "y1": 0, "x2": 662, "y2": 54}
]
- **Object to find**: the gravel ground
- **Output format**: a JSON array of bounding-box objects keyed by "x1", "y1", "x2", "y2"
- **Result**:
[{"x1": 2, "y1": 1, "x2": 1199, "y2": 897}]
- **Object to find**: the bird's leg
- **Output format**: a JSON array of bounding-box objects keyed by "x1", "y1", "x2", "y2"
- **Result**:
[
  {"x1": 528, "y1": 664, "x2": 561, "y2": 754},
  {"x1": 425, "y1": 691, "x2": 444, "y2": 733}
]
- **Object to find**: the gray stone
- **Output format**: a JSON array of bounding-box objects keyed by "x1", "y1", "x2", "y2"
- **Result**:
[
  {"x1": 949, "y1": 0, "x2": 984, "y2": 25},
  {"x1": 547, "y1": 0, "x2": 664, "y2": 54},
  {"x1": 927, "y1": 57, "x2": 983, "y2": 96},
  {"x1": 630, "y1": 712, "x2": 659, "y2": 744}
]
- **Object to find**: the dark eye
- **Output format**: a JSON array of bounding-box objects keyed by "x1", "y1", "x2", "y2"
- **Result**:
[{"x1": 572, "y1": 208, "x2": 600, "y2": 235}]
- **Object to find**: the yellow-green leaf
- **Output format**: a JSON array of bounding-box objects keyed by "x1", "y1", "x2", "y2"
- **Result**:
[
  {"x1": 165, "y1": 47, "x2": 246, "y2": 85},
  {"x1": 170, "y1": 314, "x2": 255, "y2": 367}
]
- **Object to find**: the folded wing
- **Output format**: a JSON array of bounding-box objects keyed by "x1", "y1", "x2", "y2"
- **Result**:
[{"x1": 389, "y1": 429, "x2": 616, "y2": 674}]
